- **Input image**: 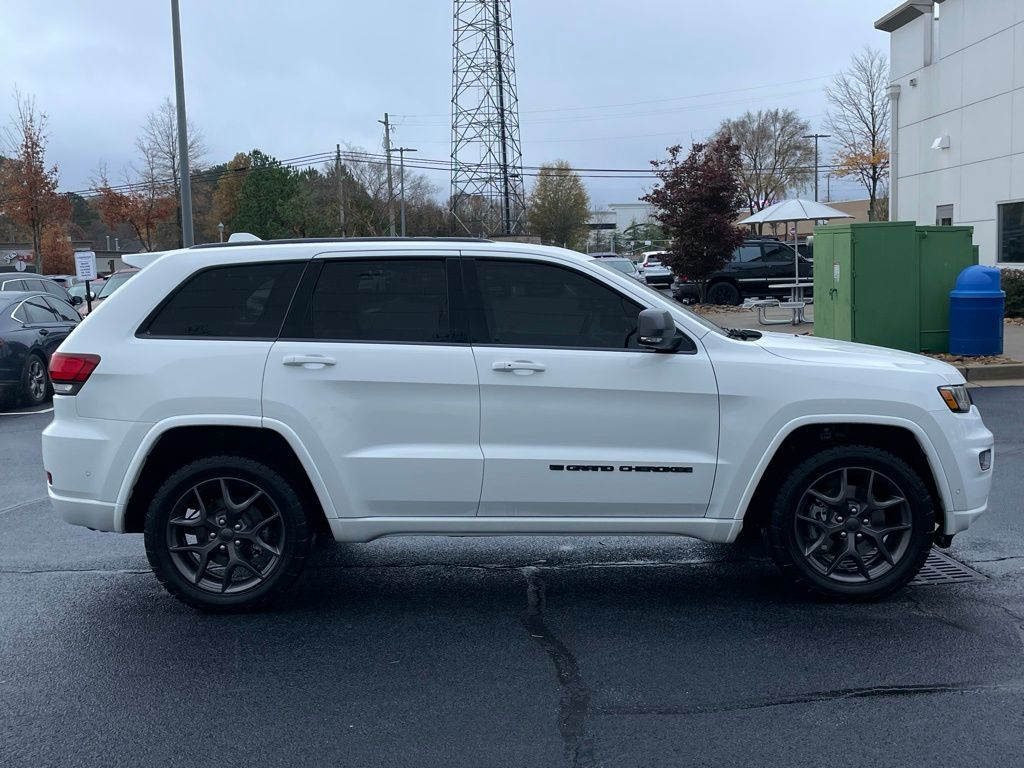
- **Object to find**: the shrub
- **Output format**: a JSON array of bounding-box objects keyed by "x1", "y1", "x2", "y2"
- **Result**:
[{"x1": 1003, "y1": 269, "x2": 1024, "y2": 318}]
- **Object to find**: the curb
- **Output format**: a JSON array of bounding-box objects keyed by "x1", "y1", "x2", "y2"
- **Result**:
[{"x1": 957, "y1": 363, "x2": 1024, "y2": 382}]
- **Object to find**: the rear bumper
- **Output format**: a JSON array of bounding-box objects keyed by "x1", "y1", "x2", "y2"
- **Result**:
[{"x1": 47, "y1": 489, "x2": 121, "y2": 532}]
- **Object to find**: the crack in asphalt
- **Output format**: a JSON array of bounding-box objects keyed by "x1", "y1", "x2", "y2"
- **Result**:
[
  {"x1": 520, "y1": 566, "x2": 595, "y2": 768},
  {"x1": 0, "y1": 497, "x2": 48, "y2": 517},
  {"x1": 596, "y1": 681, "x2": 1024, "y2": 716}
]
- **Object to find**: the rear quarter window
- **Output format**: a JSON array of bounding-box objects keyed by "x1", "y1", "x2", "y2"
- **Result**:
[{"x1": 142, "y1": 262, "x2": 304, "y2": 339}]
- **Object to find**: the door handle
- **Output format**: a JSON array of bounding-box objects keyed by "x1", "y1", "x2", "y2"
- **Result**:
[
  {"x1": 282, "y1": 354, "x2": 336, "y2": 367},
  {"x1": 492, "y1": 360, "x2": 545, "y2": 373}
]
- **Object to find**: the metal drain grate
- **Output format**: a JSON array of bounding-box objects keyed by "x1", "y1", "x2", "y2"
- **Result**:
[{"x1": 910, "y1": 549, "x2": 987, "y2": 586}]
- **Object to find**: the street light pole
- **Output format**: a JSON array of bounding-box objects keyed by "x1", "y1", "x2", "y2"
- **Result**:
[
  {"x1": 391, "y1": 147, "x2": 417, "y2": 237},
  {"x1": 170, "y1": 0, "x2": 194, "y2": 247},
  {"x1": 803, "y1": 133, "x2": 831, "y2": 202}
]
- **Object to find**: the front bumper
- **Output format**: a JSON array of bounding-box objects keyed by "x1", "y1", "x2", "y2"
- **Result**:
[{"x1": 935, "y1": 405, "x2": 994, "y2": 534}]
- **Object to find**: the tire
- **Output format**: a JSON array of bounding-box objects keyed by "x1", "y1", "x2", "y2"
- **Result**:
[
  {"x1": 21, "y1": 353, "x2": 50, "y2": 407},
  {"x1": 706, "y1": 281, "x2": 741, "y2": 306},
  {"x1": 765, "y1": 445, "x2": 935, "y2": 601},
  {"x1": 144, "y1": 455, "x2": 312, "y2": 612}
]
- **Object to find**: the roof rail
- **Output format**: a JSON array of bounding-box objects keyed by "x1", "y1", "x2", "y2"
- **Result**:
[{"x1": 190, "y1": 236, "x2": 494, "y2": 249}]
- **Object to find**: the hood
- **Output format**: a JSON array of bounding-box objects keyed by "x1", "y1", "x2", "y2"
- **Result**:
[{"x1": 754, "y1": 331, "x2": 963, "y2": 382}]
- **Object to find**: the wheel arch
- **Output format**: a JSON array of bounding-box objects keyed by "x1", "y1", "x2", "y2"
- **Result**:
[
  {"x1": 738, "y1": 418, "x2": 950, "y2": 534},
  {"x1": 120, "y1": 420, "x2": 334, "y2": 535}
]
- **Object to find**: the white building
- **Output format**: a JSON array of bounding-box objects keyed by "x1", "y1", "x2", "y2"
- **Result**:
[
  {"x1": 877, "y1": 0, "x2": 1024, "y2": 265},
  {"x1": 585, "y1": 201, "x2": 659, "y2": 252}
]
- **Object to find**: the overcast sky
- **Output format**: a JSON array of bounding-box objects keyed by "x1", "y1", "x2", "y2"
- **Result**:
[{"x1": 1, "y1": 0, "x2": 898, "y2": 208}]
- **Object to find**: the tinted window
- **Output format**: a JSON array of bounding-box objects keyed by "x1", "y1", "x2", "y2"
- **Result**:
[
  {"x1": 999, "y1": 202, "x2": 1024, "y2": 263},
  {"x1": 145, "y1": 262, "x2": 303, "y2": 338},
  {"x1": 736, "y1": 245, "x2": 762, "y2": 263},
  {"x1": 307, "y1": 259, "x2": 450, "y2": 343},
  {"x1": 22, "y1": 279, "x2": 45, "y2": 292},
  {"x1": 44, "y1": 295, "x2": 80, "y2": 323},
  {"x1": 22, "y1": 297, "x2": 59, "y2": 324},
  {"x1": 473, "y1": 260, "x2": 643, "y2": 349},
  {"x1": 41, "y1": 280, "x2": 65, "y2": 297},
  {"x1": 2, "y1": 279, "x2": 26, "y2": 291},
  {"x1": 762, "y1": 243, "x2": 795, "y2": 262}
]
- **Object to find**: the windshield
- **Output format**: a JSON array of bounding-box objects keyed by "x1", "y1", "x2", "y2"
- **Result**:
[{"x1": 97, "y1": 273, "x2": 134, "y2": 298}]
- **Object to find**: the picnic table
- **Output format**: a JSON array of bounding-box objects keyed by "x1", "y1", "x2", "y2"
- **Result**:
[{"x1": 743, "y1": 279, "x2": 813, "y2": 325}]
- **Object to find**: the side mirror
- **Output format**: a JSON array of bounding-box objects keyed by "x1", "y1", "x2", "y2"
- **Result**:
[
  {"x1": 637, "y1": 309, "x2": 682, "y2": 352},
  {"x1": 70, "y1": 295, "x2": 83, "y2": 306}
]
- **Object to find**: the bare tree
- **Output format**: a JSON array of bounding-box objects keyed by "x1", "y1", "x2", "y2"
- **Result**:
[
  {"x1": 718, "y1": 109, "x2": 815, "y2": 227},
  {"x1": 826, "y1": 47, "x2": 890, "y2": 221},
  {"x1": 0, "y1": 90, "x2": 69, "y2": 273},
  {"x1": 138, "y1": 97, "x2": 206, "y2": 245}
]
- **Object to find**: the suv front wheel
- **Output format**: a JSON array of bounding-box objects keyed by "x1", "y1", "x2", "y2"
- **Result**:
[
  {"x1": 766, "y1": 445, "x2": 935, "y2": 600},
  {"x1": 144, "y1": 455, "x2": 312, "y2": 612}
]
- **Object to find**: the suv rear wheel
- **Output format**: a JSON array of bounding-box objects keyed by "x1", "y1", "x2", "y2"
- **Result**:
[
  {"x1": 706, "y1": 281, "x2": 741, "y2": 306},
  {"x1": 144, "y1": 455, "x2": 312, "y2": 612},
  {"x1": 766, "y1": 445, "x2": 934, "y2": 600}
]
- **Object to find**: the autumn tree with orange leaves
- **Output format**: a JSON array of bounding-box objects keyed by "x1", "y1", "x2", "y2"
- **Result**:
[
  {"x1": 94, "y1": 142, "x2": 176, "y2": 251},
  {"x1": 0, "y1": 92, "x2": 70, "y2": 274},
  {"x1": 826, "y1": 48, "x2": 891, "y2": 221}
]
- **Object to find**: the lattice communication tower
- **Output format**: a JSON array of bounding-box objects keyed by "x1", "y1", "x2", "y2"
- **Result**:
[{"x1": 450, "y1": 0, "x2": 525, "y2": 236}]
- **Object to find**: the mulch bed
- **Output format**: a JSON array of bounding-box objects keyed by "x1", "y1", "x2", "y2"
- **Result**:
[
  {"x1": 688, "y1": 304, "x2": 753, "y2": 315},
  {"x1": 926, "y1": 352, "x2": 1019, "y2": 365},
  {"x1": 1005, "y1": 317, "x2": 1024, "y2": 326}
]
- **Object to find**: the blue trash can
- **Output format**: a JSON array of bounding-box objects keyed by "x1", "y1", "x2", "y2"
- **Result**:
[{"x1": 949, "y1": 265, "x2": 1005, "y2": 356}]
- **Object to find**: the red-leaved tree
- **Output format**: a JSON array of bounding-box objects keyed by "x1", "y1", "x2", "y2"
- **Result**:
[{"x1": 642, "y1": 136, "x2": 746, "y2": 302}]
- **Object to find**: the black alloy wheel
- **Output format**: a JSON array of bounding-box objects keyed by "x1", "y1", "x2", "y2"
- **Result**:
[
  {"x1": 767, "y1": 445, "x2": 934, "y2": 600},
  {"x1": 706, "y1": 282, "x2": 741, "y2": 306},
  {"x1": 22, "y1": 354, "x2": 49, "y2": 406},
  {"x1": 145, "y1": 456, "x2": 312, "y2": 611}
]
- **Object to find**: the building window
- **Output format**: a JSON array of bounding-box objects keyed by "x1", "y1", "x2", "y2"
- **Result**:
[
  {"x1": 936, "y1": 204, "x2": 953, "y2": 226},
  {"x1": 999, "y1": 202, "x2": 1024, "y2": 264}
]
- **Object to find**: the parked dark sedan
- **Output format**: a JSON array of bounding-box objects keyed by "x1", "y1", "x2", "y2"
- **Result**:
[{"x1": 0, "y1": 291, "x2": 81, "y2": 408}]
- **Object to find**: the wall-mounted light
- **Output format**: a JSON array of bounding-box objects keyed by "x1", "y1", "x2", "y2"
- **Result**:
[{"x1": 931, "y1": 135, "x2": 951, "y2": 150}]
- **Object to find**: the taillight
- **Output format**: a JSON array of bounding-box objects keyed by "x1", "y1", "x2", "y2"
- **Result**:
[{"x1": 49, "y1": 353, "x2": 101, "y2": 395}]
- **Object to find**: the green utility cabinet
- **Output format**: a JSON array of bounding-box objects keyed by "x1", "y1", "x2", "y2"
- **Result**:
[{"x1": 812, "y1": 221, "x2": 976, "y2": 353}]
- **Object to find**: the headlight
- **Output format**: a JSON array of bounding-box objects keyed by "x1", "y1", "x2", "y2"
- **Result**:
[{"x1": 938, "y1": 384, "x2": 972, "y2": 413}]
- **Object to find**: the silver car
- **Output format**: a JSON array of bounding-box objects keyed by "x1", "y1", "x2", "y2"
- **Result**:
[{"x1": 640, "y1": 251, "x2": 672, "y2": 287}]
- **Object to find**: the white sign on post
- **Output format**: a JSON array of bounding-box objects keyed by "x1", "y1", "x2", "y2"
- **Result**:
[{"x1": 74, "y1": 250, "x2": 97, "y2": 281}]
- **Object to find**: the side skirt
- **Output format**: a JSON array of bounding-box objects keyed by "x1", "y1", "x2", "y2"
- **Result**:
[{"x1": 326, "y1": 516, "x2": 741, "y2": 544}]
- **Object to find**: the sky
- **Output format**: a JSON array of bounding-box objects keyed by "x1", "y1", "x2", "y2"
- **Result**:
[{"x1": 0, "y1": 0, "x2": 900, "y2": 209}]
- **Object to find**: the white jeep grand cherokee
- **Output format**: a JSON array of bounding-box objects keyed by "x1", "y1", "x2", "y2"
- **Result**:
[{"x1": 42, "y1": 238, "x2": 994, "y2": 610}]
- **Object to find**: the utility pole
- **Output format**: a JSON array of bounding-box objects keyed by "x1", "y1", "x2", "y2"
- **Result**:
[
  {"x1": 391, "y1": 147, "x2": 417, "y2": 237},
  {"x1": 170, "y1": 0, "x2": 194, "y2": 247},
  {"x1": 336, "y1": 143, "x2": 346, "y2": 237},
  {"x1": 803, "y1": 133, "x2": 831, "y2": 202},
  {"x1": 825, "y1": 173, "x2": 832, "y2": 203},
  {"x1": 379, "y1": 113, "x2": 396, "y2": 236}
]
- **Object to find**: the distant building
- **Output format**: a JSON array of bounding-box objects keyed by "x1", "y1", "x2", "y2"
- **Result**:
[
  {"x1": 876, "y1": 0, "x2": 1024, "y2": 265},
  {"x1": 585, "y1": 201, "x2": 660, "y2": 253}
]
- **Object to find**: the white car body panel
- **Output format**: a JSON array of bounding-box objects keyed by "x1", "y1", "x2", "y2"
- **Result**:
[{"x1": 41, "y1": 239, "x2": 993, "y2": 546}]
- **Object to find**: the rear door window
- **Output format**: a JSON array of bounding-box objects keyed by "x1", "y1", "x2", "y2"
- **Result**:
[
  {"x1": 761, "y1": 243, "x2": 795, "y2": 262},
  {"x1": 21, "y1": 296, "x2": 59, "y2": 324},
  {"x1": 143, "y1": 262, "x2": 304, "y2": 338},
  {"x1": 303, "y1": 258, "x2": 452, "y2": 343},
  {"x1": 736, "y1": 245, "x2": 762, "y2": 263}
]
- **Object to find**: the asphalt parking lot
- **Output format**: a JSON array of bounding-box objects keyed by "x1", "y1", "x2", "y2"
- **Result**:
[{"x1": 2, "y1": 390, "x2": 1023, "y2": 768}]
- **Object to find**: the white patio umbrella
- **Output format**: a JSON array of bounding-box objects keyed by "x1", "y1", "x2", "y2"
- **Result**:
[{"x1": 739, "y1": 198, "x2": 853, "y2": 281}]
